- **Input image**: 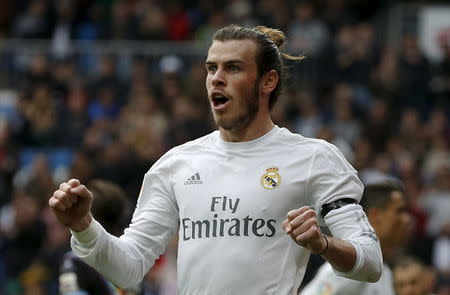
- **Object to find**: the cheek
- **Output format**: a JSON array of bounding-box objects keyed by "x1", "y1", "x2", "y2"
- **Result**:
[{"x1": 205, "y1": 75, "x2": 214, "y2": 87}]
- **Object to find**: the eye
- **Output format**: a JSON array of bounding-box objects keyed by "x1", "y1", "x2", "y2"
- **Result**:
[
  {"x1": 228, "y1": 65, "x2": 239, "y2": 72},
  {"x1": 206, "y1": 65, "x2": 217, "y2": 74}
]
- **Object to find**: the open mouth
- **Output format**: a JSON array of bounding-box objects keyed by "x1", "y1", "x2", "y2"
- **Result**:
[{"x1": 211, "y1": 94, "x2": 230, "y2": 110}]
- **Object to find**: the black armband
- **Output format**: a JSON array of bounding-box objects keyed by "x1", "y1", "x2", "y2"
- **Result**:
[{"x1": 321, "y1": 198, "x2": 357, "y2": 219}]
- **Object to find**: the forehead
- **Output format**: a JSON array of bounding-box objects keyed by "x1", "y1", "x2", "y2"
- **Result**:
[
  {"x1": 394, "y1": 265, "x2": 421, "y2": 279},
  {"x1": 206, "y1": 39, "x2": 258, "y2": 64},
  {"x1": 387, "y1": 191, "x2": 406, "y2": 208}
]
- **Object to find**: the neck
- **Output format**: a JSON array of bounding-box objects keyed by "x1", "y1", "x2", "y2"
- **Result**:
[{"x1": 220, "y1": 114, "x2": 275, "y2": 142}]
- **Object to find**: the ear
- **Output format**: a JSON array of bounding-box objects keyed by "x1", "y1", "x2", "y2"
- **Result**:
[{"x1": 260, "y1": 70, "x2": 279, "y2": 95}]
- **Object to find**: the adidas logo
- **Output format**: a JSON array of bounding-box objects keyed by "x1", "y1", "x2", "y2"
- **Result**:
[{"x1": 184, "y1": 172, "x2": 203, "y2": 185}]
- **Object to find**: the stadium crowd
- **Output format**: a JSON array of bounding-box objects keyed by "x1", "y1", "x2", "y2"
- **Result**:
[{"x1": 0, "y1": 0, "x2": 449, "y2": 294}]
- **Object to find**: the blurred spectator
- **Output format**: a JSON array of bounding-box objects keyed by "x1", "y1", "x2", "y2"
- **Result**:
[
  {"x1": 352, "y1": 136, "x2": 373, "y2": 171},
  {"x1": 226, "y1": 0, "x2": 257, "y2": 27},
  {"x1": 0, "y1": 184, "x2": 47, "y2": 294},
  {"x1": 88, "y1": 85, "x2": 121, "y2": 123},
  {"x1": 50, "y1": 58, "x2": 77, "y2": 100},
  {"x1": 393, "y1": 256, "x2": 436, "y2": 295},
  {"x1": 89, "y1": 55, "x2": 123, "y2": 97},
  {"x1": 166, "y1": 0, "x2": 192, "y2": 41},
  {"x1": 136, "y1": 3, "x2": 167, "y2": 40},
  {"x1": 419, "y1": 165, "x2": 450, "y2": 237},
  {"x1": 68, "y1": 149, "x2": 95, "y2": 185},
  {"x1": 370, "y1": 47, "x2": 405, "y2": 114},
  {"x1": 51, "y1": 0, "x2": 77, "y2": 59},
  {"x1": 23, "y1": 53, "x2": 52, "y2": 90},
  {"x1": 75, "y1": 2, "x2": 107, "y2": 41},
  {"x1": 293, "y1": 90, "x2": 323, "y2": 138},
  {"x1": 398, "y1": 33, "x2": 431, "y2": 116},
  {"x1": 0, "y1": 118, "x2": 18, "y2": 205},
  {"x1": 316, "y1": 125, "x2": 354, "y2": 162},
  {"x1": 118, "y1": 88, "x2": 168, "y2": 162},
  {"x1": 422, "y1": 135, "x2": 449, "y2": 183},
  {"x1": 362, "y1": 99, "x2": 392, "y2": 153},
  {"x1": 332, "y1": 23, "x2": 378, "y2": 85},
  {"x1": 287, "y1": 1, "x2": 330, "y2": 57},
  {"x1": 426, "y1": 108, "x2": 450, "y2": 145},
  {"x1": 430, "y1": 39, "x2": 450, "y2": 107},
  {"x1": 433, "y1": 235, "x2": 450, "y2": 290},
  {"x1": 109, "y1": 0, "x2": 137, "y2": 40},
  {"x1": 330, "y1": 83, "x2": 361, "y2": 144},
  {"x1": 11, "y1": 0, "x2": 50, "y2": 39},
  {"x1": 195, "y1": 10, "x2": 226, "y2": 47},
  {"x1": 168, "y1": 95, "x2": 211, "y2": 146},
  {"x1": 12, "y1": 153, "x2": 55, "y2": 198},
  {"x1": 60, "y1": 83, "x2": 90, "y2": 147},
  {"x1": 320, "y1": 0, "x2": 356, "y2": 34},
  {"x1": 18, "y1": 83, "x2": 59, "y2": 146}
]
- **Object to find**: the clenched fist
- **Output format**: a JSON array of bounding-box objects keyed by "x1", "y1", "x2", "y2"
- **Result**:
[
  {"x1": 282, "y1": 206, "x2": 328, "y2": 255},
  {"x1": 49, "y1": 179, "x2": 93, "y2": 232}
]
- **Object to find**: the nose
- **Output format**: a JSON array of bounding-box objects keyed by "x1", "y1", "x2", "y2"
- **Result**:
[{"x1": 211, "y1": 68, "x2": 226, "y2": 87}]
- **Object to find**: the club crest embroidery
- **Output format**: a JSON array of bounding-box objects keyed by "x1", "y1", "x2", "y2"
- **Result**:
[{"x1": 260, "y1": 167, "x2": 281, "y2": 190}]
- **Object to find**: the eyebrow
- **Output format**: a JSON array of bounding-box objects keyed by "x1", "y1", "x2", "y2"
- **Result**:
[{"x1": 205, "y1": 60, "x2": 245, "y2": 66}]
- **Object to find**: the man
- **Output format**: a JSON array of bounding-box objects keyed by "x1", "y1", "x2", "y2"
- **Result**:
[
  {"x1": 393, "y1": 256, "x2": 436, "y2": 295},
  {"x1": 301, "y1": 179, "x2": 412, "y2": 295},
  {"x1": 58, "y1": 179, "x2": 143, "y2": 295},
  {"x1": 49, "y1": 25, "x2": 382, "y2": 294}
]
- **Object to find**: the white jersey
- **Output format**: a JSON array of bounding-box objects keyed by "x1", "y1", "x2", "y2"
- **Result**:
[
  {"x1": 300, "y1": 263, "x2": 394, "y2": 295},
  {"x1": 71, "y1": 126, "x2": 378, "y2": 294}
]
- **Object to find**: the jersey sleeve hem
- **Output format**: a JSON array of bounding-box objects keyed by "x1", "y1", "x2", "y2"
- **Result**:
[{"x1": 71, "y1": 218, "x2": 104, "y2": 244}]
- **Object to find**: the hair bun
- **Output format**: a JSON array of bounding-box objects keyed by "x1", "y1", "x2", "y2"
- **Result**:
[{"x1": 255, "y1": 26, "x2": 286, "y2": 48}]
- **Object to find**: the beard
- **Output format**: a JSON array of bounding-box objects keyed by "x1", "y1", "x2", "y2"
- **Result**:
[{"x1": 213, "y1": 81, "x2": 260, "y2": 131}]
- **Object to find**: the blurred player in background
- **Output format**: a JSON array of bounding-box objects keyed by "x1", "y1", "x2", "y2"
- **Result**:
[
  {"x1": 301, "y1": 178, "x2": 412, "y2": 295},
  {"x1": 58, "y1": 179, "x2": 143, "y2": 295},
  {"x1": 393, "y1": 256, "x2": 438, "y2": 295},
  {"x1": 49, "y1": 24, "x2": 382, "y2": 293}
]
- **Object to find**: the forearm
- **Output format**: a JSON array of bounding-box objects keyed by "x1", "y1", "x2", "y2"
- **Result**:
[
  {"x1": 71, "y1": 218, "x2": 173, "y2": 288},
  {"x1": 324, "y1": 204, "x2": 382, "y2": 282},
  {"x1": 322, "y1": 236, "x2": 356, "y2": 272},
  {"x1": 71, "y1": 219, "x2": 148, "y2": 288}
]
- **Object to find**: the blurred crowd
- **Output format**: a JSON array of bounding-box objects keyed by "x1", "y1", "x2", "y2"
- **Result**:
[{"x1": 0, "y1": 0, "x2": 449, "y2": 294}]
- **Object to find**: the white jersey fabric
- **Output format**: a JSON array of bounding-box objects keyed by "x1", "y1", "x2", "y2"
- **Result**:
[
  {"x1": 300, "y1": 263, "x2": 394, "y2": 295},
  {"x1": 71, "y1": 126, "x2": 381, "y2": 295}
]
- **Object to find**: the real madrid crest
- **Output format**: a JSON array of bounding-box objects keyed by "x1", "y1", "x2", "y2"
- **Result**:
[{"x1": 260, "y1": 167, "x2": 281, "y2": 189}]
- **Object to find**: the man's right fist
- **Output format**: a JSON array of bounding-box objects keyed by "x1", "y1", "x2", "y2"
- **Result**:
[{"x1": 49, "y1": 178, "x2": 93, "y2": 232}]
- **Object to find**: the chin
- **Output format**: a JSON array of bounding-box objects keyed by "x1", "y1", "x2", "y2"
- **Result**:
[
  {"x1": 216, "y1": 115, "x2": 251, "y2": 131},
  {"x1": 215, "y1": 118, "x2": 234, "y2": 131}
]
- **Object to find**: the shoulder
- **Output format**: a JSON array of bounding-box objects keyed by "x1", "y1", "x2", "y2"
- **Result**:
[
  {"x1": 170, "y1": 131, "x2": 219, "y2": 155},
  {"x1": 277, "y1": 127, "x2": 337, "y2": 151},
  {"x1": 147, "y1": 131, "x2": 219, "y2": 172},
  {"x1": 278, "y1": 127, "x2": 349, "y2": 163}
]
